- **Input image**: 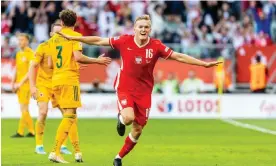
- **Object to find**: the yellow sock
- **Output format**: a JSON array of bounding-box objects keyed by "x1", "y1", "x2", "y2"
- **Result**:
[
  {"x1": 23, "y1": 111, "x2": 35, "y2": 134},
  {"x1": 59, "y1": 107, "x2": 68, "y2": 147},
  {"x1": 52, "y1": 113, "x2": 76, "y2": 155},
  {"x1": 69, "y1": 118, "x2": 80, "y2": 153},
  {"x1": 35, "y1": 120, "x2": 45, "y2": 145},
  {"x1": 17, "y1": 112, "x2": 26, "y2": 135}
]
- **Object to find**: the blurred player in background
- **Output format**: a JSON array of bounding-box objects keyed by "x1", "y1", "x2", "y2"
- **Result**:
[
  {"x1": 11, "y1": 33, "x2": 35, "y2": 138},
  {"x1": 249, "y1": 54, "x2": 268, "y2": 93},
  {"x1": 58, "y1": 14, "x2": 221, "y2": 166},
  {"x1": 28, "y1": 21, "x2": 72, "y2": 155},
  {"x1": 47, "y1": 9, "x2": 111, "y2": 163},
  {"x1": 214, "y1": 57, "x2": 231, "y2": 93}
]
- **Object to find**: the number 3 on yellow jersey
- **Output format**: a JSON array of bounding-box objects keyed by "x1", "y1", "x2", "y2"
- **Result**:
[{"x1": 56, "y1": 46, "x2": 63, "y2": 68}]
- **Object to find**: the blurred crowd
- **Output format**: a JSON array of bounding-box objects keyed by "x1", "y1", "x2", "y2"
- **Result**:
[
  {"x1": 152, "y1": 70, "x2": 206, "y2": 95},
  {"x1": 86, "y1": 70, "x2": 208, "y2": 94},
  {"x1": 88, "y1": 67, "x2": 232, "y2": 94},
  {"x1": 2, "y1": 1, "x2": 276, "y2": 59}
]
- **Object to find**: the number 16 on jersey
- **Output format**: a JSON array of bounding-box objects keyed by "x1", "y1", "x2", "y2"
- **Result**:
[{"x1": 146, "y1": 49, "x2": 153, "y2": 59}]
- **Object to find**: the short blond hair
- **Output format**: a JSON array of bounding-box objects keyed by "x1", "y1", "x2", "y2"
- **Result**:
[
  {"x1": 135, "y1": 14, "x2": 151, "y2": 24},
  {"x1": 18, "y1": 33, "x2": 30, "y2": 41},
  {"x1": 51, "y1": 19, "x2": 61, "y2": 31}
]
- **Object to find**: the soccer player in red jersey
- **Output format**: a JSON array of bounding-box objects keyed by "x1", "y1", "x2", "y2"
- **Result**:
[{"x1": 58, "y1": 15, "x2": 222, "y2": 166}]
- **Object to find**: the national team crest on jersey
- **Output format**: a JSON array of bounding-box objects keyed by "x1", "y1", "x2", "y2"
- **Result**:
[
  {"x1": 21, "y1": 56, "x2": 26, "y2": 62},
  {"x1": 135, "y1": 56, "x2": 142, "y2": 64},
  {"x1": 121, "y1": 99, "x2": 127, "y2": 105}
]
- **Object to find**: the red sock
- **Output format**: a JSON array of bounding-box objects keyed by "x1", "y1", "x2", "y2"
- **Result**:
[{"x1": 118, "y1": 135, "x2": 137, "y2": 158}]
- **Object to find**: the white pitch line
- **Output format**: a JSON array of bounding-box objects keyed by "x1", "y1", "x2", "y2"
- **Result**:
[{"x1": 221, "y1": 119, "x2": 276, "y2": 135}]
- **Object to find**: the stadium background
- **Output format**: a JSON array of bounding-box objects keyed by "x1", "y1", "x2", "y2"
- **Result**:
[{"x1": 1, "y1": 1, "x2": 276, "y2": 165}]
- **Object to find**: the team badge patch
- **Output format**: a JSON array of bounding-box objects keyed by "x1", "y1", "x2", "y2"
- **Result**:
[
  {"x1": 121, "y1": 99, "x2": 127, "y2": 105},
  {"x1": 21, "y1": 56, "x2": 26, "y2": 62},
  {"x1": 135, "y1": 56, "x2": 142, "y2": 64}
]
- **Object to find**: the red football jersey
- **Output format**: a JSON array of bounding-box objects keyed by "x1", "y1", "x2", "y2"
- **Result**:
[{"x1": 109, "y1": 35, "x2": 173, "y2": 94}]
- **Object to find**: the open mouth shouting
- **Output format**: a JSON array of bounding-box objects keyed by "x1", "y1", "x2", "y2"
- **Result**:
[{"x1": 140, "y1": 32, "x2": 147, "y2": 37}]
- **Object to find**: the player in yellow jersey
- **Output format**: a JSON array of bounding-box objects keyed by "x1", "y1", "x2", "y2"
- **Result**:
[
  {"x1": 47, "y1": 9, "x2": 111, "y2": 163},
  {"x1": 11, "y1": 33, "x2": 35, "y2": 138},
  {"x1": 29, "y1": 21, "x2": 73, "y2": 155}
]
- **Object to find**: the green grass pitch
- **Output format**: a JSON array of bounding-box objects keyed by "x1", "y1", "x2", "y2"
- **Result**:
[{"x1": 1, "y1": 119, "x2": 276, "y2": 166}]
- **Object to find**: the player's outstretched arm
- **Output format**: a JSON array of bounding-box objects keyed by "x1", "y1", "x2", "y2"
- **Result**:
[
  {"x1": 28, "y1": 61, "x2": 39, "y2": 99},
  {"x1": 57, "y1": 32, "x2": 110, "y2": 46},
  {"x1": 169, "y1": 52, "x2": 222, "y2": 68},
  {"x1": 73, "y1": 51, "x2": 111, "y2": 66}
]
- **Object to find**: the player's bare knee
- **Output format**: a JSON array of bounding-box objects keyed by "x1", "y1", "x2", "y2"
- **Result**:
[
  {"x1": 38, "y1": 111, "x2": 47, "y2": 121},
  {"x1": 38, "y1": 102, "x2": 48, "y2": 120},
  {"x1": 21, "y1": 109, "x2": 28, "y2": 113},
  {"x1": 38, "y1": 103, "x2": 48, "y2": 111},
  {"x1": 121, "y1": 107, "x2": 135, "y2": 125},
  {"x1": 123, "y1": 115, "x2": 134, "y2": 125},
  {"x1": 20, "y1": 104, "x2": 29, "y2": 112},
  {"x1": 123, "y1": 113, "x2": 135, "y2": 125}
]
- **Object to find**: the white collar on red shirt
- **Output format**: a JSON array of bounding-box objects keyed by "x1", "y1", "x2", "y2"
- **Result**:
[{"x1": 134, "y1": 36, "x2": 150, "y2": 48}]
